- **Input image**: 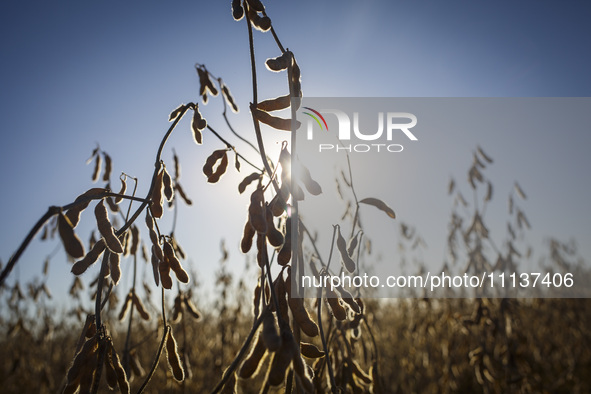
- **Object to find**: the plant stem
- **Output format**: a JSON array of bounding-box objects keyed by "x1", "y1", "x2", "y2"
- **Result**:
[{"x1": 136, "y1": 325, "x2": 170, "y2": 394}]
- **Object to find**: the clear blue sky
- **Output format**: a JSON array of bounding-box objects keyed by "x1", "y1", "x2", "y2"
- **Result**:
[{"x1": 1, "y1": 1, "x2": 590, "y2": 302}]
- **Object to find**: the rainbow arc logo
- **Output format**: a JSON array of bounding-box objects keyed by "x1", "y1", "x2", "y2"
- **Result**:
[{"x1": 302, "y1": 107, "x2": 328, "y2": 131}]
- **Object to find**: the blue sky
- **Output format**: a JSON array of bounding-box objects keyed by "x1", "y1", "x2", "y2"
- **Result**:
[{"x1": 1, "y1": 1, "x2": 590, "y2": 303}]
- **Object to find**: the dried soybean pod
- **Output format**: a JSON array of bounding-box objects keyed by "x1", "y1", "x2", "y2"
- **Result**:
[
  {"x1": 166, "y1": 327, "x2": 185, "y2": 381},
  {"x1": 274, "y1": 273, "x2": 289, "y2": 322},
  {"x1": 129, "y1": 350, "x2": 146, "y2": 378},
  {"x1": 174, "y1": 183, "x2": 192, "y2": 205},
  {"x1": 94, "y1": 200, "x2": 123, "y2": 254},
  {"x1": 197, "y1": 67, "x2": 208, "y2": 98},
  {"x1": 336, "y1": 226, "x2": 356, "y2": 273},
  {"x1": 129, "y1": 225, "x2": 140, "y2": 256},
  {"x1": 162, "y1": 166, "x2": 174, "y2": 202},
  {"x1": 205, "y1": 76, "x2": 218, "y2": 97},
  {"x1": 256, "y1": 233, "x2": 266, "y2": 268},
  {"x1": 336, "y1": 286, "x2": 361, "y2": 314},
  {"x1": 102, "y1": 152, "x2": 112, "y2": 182},
  {"x1": 355, "y1": 297, "x2": 365, "y2": 314},
  {"x1": 77, "y1": 357, "x2": 97, "y2": 394},
  {"x1": 239, "y1": 333, "x2": 267, "y2": 379},
  {"x1": 238, "y1": 172, "x2": 261, "y2": 194},
  {"x1": 145, "y1": 210, "x2": 162, "y2": 258},
  {"x1": 183, "y1": 297, "x2": 201, "y2": 320},
  {"x1": 265, "y1": 52, "x2": 290, "y2": 72},
  {"x1": 261, "y1": 311, "x2": 282, "y2": 352},
  {"x1": 240, "y1": 220, "x2": 256, "y2": 253},
  {"x1": 66, "y1": 335, "x2": 98, "y2": 385},
  {"x1": 171, "y1": 294, "x2": 183, "y2": 323},
  {"x1": 169, "y1": 104, "x2": 186, "y2": 121},
  {"x1": 207, "y1": 151, "x2": 229, "y2": 184},
  {"x1": 110, "y1": 343, "x2": 130, "y2": 394},
  {"x1": 265, "y1": 206, "x2": 284, "y2": 247},
  {"x1": 326, "y1": 289, "x2": 347, "y2": 321},
  {"x1": 191, "y1": 107, "x2": 206, "y2": 145},
  {"x1": 300, "y1": 342, "x2": 325, "y2": 359},
  {"x1": 106, "y1": 194, "x2": 119, "y2": 213},
  {"x1": 248, "y1": 186, "x2": 267, "y2": 233},
  {"x1": 150, "y1": 248, "x2": 160, "y2": 286},
  {"x1": 231, "y1": 0, "x2": 244, "y2": 20},
  {"x1": 292, "y1": 345, "x2": 314, "y2": 393},
  {"x1": 91, "y1": 153, "x2": 102, "y2": 183},
  {"x1": 118, "y1": 293, "x2": 132, "y2": 321},
  {"x1": 266, "y1": 328, "x2": 295, "y2": 387},
  {"x1": 351, "y1": 360, "x2": 372, "y2": 384},
  {"x1": 109, "y1": 252, "x2": 121, "y2": 285},
  {"x1": 347, "y1": 233, "x2": 359, "y2": 257},
  {"x1": 286, "y1": 270, "x2": 319, "y2": 337},
  {"x1": 104, "y1": 347, "x2": 118, "y2": 390},
  {"x1": 131, "y1": 292, "x2": 150, "y2": 320},
  {"x1": 248, "y1": 7, "x2": 271, "y2": 32},
  {"x1": 85, "y1": 320, "x2": 97, "y2": 339},
  {"x1": 221, "y1": 83, "x2": 239, "y2": 113},
  {"x1": 251, "y1": 107, "x2": 300, "y2": 131},
  {"x1": 270, "y1": 183, "x2": 290, "y2": 216},
  {"x1": 72, "y1": 239, "x2": 106, "y2": 275},
  {"x1": 151, "y1": 168, "x2": 164, "y2": 218},
  {"x1": 299, "y1": 163, "x2": 322, "y2": 195},
  {"x1": 173, "y1": 239, "x2": 186, "y2": 259},
  {"x1": 120, "y1": 231, "x2": 131, "y2": 257},
  {"x1": 58, "y1": 212, "x2": 85, "y2": 259},
  {"x1": 114, "y1": 176, "x2": 127, "y2": 204},
  {"x1": 291, "y1": 183, "x2": 305, "y2": 201},
  {"x1": 202, "y1": 149, "x2": 226, "y2": 178},
  {"x1": 277, "y1": 218, "x2": 291, "y2": 266},
  {"x1": 257, "y1": 95, "x2": 291, "y2": 112},
  {"x1": 359, "y1": 197, "x2": 396, "y2": 219},
  {"x1": 163, "y1": 240, "x2": 189, "y2": 283},
  {"x1": 252, "y1": 281, "x2": 262, "y2": 318},
  {"x1": 159, "y1": 257, "x2": 173, "y2": 290}
]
